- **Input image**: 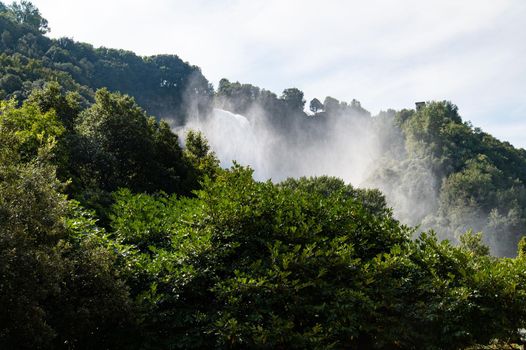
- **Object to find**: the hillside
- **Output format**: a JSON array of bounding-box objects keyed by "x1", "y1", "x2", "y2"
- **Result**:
[{"x1": 0, "y1": 3, "x2": 212, "y2": 122}]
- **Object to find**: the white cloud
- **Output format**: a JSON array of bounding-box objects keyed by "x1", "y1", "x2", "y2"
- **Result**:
[{"x1": 30, "y1": 0, "x2": 526, "y2": 147}]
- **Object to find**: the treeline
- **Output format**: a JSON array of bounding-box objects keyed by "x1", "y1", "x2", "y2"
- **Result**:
[{"x1": 216, "y1": 78, "x2": 370, "y2": 133}]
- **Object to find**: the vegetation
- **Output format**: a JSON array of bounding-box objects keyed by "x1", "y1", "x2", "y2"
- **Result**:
[
  {"x1": 390, "y1": 101, "x2": 526, "y2": 256},
  {"x1": 0, "y1": 2, "x2": 212, "y2": 122},
  {"x1": 1, "y1": 2, "x2": 525, "y2": 348},
  {"x1": 216, "y1": 78, "x2": 526, "y2": 256}
]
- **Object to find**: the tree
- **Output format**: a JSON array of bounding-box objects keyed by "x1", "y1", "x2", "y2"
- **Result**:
[
  {"x1": 109, "y1": 166, "x2": 411, "y2": 348},
  {"x1": 323, "y1": 96, "x2": 340, "y2": 114},
  {"x1": 8, "y1": 1, "x2": 49, "y2": 33},
  {"x1": 109, "y1": 166, "x2": 526, "y2": 348},
  {"x1": 0, "y1": 73, "x2": 23, "y2": 94},
  {"x1": 217, "y1": 78, "x2": 232, "y2": 96},
  {"x1": 518, "y1": 236, "x2": 526, "y2": 258},
  {"x1": 0, "y1": 98, "x2": 65, "y2": 162},
  {"x1": 27, "y1": 81, "x2": 83, "y2": 130},
  {"x1": 281, "y1": 87, "x2": 305, "y2": 111},
  {"x1": 0, "y1": 161, "x2": 136, "y2": 349},
  {"x1": 459, "y1": 230, "x2": 490, "y2": 256},
  {"x1": 0, "y1": 104, "x2": 134, "y2": 348},
  {"x1": 75, "y1": 88, "x2": 189, "y2": 195},
  {"x1": 309, "y1": 97, "x2": 323, "y2": 113}
]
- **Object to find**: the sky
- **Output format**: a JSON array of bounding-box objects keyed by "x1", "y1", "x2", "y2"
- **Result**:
[{"x1": 30, "y1": 0, "x2": 526, "y2": 148}]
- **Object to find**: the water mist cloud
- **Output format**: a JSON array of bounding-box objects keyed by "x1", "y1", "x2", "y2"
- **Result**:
[
  {"x1": 183, "y1": 107, "x2": 383, "y2": 185},
  {"x1": 179, "y1": 101, "x2": 439, "y2": 231}
]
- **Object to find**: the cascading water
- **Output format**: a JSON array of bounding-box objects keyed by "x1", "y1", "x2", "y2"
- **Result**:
[
  {"x1": 180, "y1": 107, "x2": 380, "y2": 185},
  {"x1": 181, "y1": 108, "x2": 274, "y2": 180}
]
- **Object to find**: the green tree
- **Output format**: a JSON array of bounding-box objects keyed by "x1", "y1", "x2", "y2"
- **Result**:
[
  {"x1": 183, "y1": 129, "x2": 219, "y2": 184},
  {"x1": 8, "y1": 1, "x2": 49, "y2": 33},
  {"x1": 518, "y1": 236, "x2": 526, "y2": 259},
  {"x1": 0, "y1": 73, "x2": 23, "y2": 93},
  {"x1": 27, "y1": 81, "x2": 83, "y2": 130},
  {"x1": 0, "y1": 162, "x2": 135, "y2": 349},
  {"x1": 109, "y1": 166, "x2": 411, "y2": 348},
  {"x1": 459, "y1": 230, "x2": 490, "y2": 256},
  {"x1": 281, "y1": 87, "x2": 305, "y2": 111},
  {"x1": 0, "y1": 114, "x2": 134, "y2": 349},
  {"x1": 0, "y1": 98, "x2": 65, "y2": 161},
  {"x1": 75, "y1": 88, "x2": 189, "y2": 195}
]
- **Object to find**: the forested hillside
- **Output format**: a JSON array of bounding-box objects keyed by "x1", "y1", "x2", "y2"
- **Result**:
[
  {"x1": 1, "y1": 2, "x2": 526, "y2": 349},
  {"x1": 0, "y1": 1, "x2": 212, "y2": 122}
]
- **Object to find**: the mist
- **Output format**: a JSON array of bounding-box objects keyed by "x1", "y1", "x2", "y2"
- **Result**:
[
  {"x1": 180, "y1": 101, "x2": 440, "y2": 232},
  {"x1": 185, "y1": 109, "x2": 379, "y2": 182}
]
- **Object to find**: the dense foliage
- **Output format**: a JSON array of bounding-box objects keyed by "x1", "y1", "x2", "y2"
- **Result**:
[
  {"x1": 105, "y1": 167, "x2": 526, "y2": 349},
  {"x1": 1, "y1": 2, "x2": 526, "y2": 348},
  {"x1": 2, "y1": 88, "x2": 526, "y2": 347},
  {"x1": 0, "y1": 2, "x2": 212, "y2": 122},
  {"x1": 379, "y1": 102, "x2": 526, "y2": 256}
]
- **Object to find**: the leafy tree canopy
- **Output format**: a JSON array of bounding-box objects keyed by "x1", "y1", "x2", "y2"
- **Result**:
[{"x1": 7, "y1": 1, "x2": 49, "y2": 33}]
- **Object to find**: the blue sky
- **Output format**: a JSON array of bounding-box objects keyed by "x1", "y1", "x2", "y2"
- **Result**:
[{"x1": 31, "y1": 0, "x2": 526, "y2": 148}]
